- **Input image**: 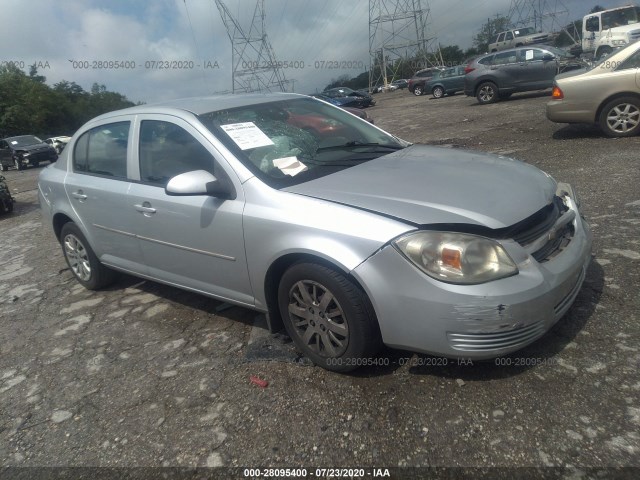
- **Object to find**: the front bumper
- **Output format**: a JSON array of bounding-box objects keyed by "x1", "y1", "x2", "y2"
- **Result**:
[{"x1": 352, "y1": 199, "x2": 592, "y2": 360}]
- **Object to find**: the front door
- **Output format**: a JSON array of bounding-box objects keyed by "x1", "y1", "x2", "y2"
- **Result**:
[{"x1": 127, "y1": 115, "x2": 253, "y2": 306}]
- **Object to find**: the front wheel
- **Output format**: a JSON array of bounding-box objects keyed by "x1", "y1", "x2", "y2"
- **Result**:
[
  {"x1": 278, "y1": 262, "x2": 381, "y2": 372},
  {"x1": 0, "y1": 163, "x2": 6, "y2": 172},
  {"x1": 432, "y1": 86, "x2": 444, "y2": 99},
  {"x1": 60, "y1": 223, "x2": 117, "y2": 290},
  {"x1": 599, "y1": 97, "x2": 640, "y2": 137},
  {"x1": 476, "y1": 82, "x2": 498, "y2": 104},
  {"x1": 14, "y1": 158, "x2": 24, "y2": 170},
  {"x1": 413, "y1": 85, "x2": 423, "y2": 96}
]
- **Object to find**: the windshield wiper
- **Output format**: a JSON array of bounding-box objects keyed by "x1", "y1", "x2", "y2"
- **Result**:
[{"x1": 316, "y1": 141, "x2": 405, "y2": 152}]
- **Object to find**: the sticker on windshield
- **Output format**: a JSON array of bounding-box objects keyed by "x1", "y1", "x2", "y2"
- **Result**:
[
  {"x1": 220, "y1": 122, "x2": 274, "y2": 150},
  {"x1": 10, "y1": 141, "x2": 17, "y2": 145},
  {"x1": 525, "y1": 50, "x2": 534, "y2": 60},
  {"x1": 273, "y1": 156, "x2": 308, "y2": 176}
]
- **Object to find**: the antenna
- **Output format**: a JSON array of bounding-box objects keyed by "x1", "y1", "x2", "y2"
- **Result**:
[
  {"x1": 368, "y1": 0, "x2": 440, "y2": 92},
  {"x1": 215, "y1": 0, "x2": 288, "y2": 93}
]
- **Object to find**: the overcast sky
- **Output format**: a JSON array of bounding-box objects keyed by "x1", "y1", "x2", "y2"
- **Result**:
[{"x1": 0, "y1": 0, "x2": 628, "y2": 102}]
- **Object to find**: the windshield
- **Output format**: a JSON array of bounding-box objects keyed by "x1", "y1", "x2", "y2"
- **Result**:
[
  {"x1": 198, "y1": 97, "x2": 406, "y2": 189},
  {"x1": 514, "y1": 27, "x2": 535, "y2": 37},
  {"x1": 602, "y1": 7, "x2": 640, "y2": 29},
  {"x1": 6, "y1": 135, "x2": 43, "y2": 147}
]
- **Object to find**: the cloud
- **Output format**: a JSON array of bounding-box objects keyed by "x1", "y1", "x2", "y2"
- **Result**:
[{"x1": 0, "y1": 0, "x2": 628, "y2": 102}]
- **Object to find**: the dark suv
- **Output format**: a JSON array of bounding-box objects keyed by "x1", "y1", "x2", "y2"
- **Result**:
[
  {"x1": 464, "y1": 46, "x2": 587, "y2": 104},
  {"x1": 0, "y1": 135, "x2": 58, "y2": 171},
  {"x1": 407, "y1": 67, "x2": 444, "y2": 96}
]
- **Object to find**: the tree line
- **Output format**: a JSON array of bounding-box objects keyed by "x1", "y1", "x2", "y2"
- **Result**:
[{"x1": 0, "y1": 64, "x2": 136, "y2": 138}]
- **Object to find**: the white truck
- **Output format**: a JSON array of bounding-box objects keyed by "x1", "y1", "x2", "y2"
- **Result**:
[{"x1": 582, "y1": 5, "x2": 640, "y2": 60}]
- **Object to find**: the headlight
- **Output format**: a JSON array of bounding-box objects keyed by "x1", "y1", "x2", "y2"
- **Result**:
[
  {"x1": 394, "y1": 231, "x2": 518, "y2": 284},
  {"x1": 612, "y1": 39, "x2": 627, "y2": 46}
]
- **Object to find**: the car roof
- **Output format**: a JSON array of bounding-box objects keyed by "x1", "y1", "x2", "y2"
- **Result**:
[{"x1": 87, "y1": 93, "x2": 306, "y2": 123}]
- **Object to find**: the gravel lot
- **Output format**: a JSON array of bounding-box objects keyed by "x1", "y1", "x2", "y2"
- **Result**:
[{"x1": 1, "y1": 90, "x2": 639, "y2": 476}]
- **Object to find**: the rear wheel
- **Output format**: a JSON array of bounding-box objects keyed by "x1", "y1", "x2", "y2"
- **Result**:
[
  {"x1": 61, "y1": 223, "x2": 117, "y2": 290},
  {"x1": 432, "y1": 86, "x2": 445, "y2": 99},
  {"x1": 413, "y1": 85, "x2": 423, "y2": 96},
  {"x1": 278, "y1": 262, "x2": 381, "y2": 372},
  {"x1": 599, "y1": 97, "x2": 640, "y2": 137},
  {"x1": 477, "y1": 82, "x2": 498, "y2": 104}
]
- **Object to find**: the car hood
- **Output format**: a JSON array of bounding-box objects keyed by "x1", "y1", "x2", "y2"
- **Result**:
[
  {"x1": 13, "y1": 143, "x2": 50, "y2": 152},
  {"x1": 285, "y1": 145, "x2": 557, "y2": 229}
]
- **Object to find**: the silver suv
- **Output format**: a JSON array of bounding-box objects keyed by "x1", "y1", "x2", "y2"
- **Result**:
[
  {"x1": 488, "y1": 27, "x2": 554, "y2": 52},
  {"x1": 464, "y1": 46, "x2": 587, "y2": 104}
]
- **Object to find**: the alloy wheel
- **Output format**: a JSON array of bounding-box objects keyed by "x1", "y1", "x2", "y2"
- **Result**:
[
  {"x1": 64, "y1": 234, "x2": 92, "y2": 282},
  {"x1": 287, "y1": 280, "x2": 349, "y2": 358},
  {"x1": 479, "y1": 85, "x2": 495, "y2": 103},
  {"x1": 606, "y1": 103, "x2": 640, "y2": 135}
]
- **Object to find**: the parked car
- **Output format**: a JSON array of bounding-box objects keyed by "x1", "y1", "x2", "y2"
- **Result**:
[
  {"x1": 311, "y1": 95, "x2": 374, "y2": 124},
  {"x1": 464, "y1": 46, "x2": 588, "y2": 104},
  {"x1": 311, "y1": 93, "x2": 361, "y2": 109},
  {"x1": 408, "y1": 67, "x2": 444, "y2": 96},
  {"x1": 488, "y1": 27, "x2": 555, "y2": 52},
  {"x1": 546, "y1": 40, "x2": 640, "y2": 137},
  {"x1": 45, "y1": 136, "x2": 71, "y2": 154},
  {"x1": 0, "y1": 135, "x2": 58, "y2": 170},
  {"x1": 322, "y1": 87, "x2": 375, "y2": 107},
  {"x1": 0, "y1": 175, "x2": 14, "y2": 214},
  {"x1": 425, "y1": 65, "x2": 466, "y2": 98},
  {"x1": 391, "y1": 79, "x2": 409, "y2": 90},
  {"x1": 39, "y1": 93, "x2": 592, "y2": 372}
]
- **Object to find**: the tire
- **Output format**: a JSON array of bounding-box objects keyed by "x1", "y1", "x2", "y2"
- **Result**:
[
  {"x1": 0, "y1": 163, "x2": 6, "y2": 172},
  {"x1": 60, "y1": 222, "x2": 117, "y2": 290},
  {"x1": 32, "y1": 161, "x2": 39, "y2": 168},
  {"x1": 476, "y1": 81, "x2": 499, "y2": 104},
  {"x1": 432, "y1": 86, "x2": 445, "y2": 99},
  {"x1": 599, "y1": 96, "x2": 640, "y2": 138},
  {"x1": 278, "y1": 262, "x2": 381, "y2": 372},
  {"x1": 14, "y1": 158, "x2": 24, "y2": 170},
  {"x1": 413, "y1": 85, "x2": 423, "y2": 96}
]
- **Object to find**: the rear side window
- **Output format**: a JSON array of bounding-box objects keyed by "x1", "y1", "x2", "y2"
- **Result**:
[
  {"x1": 73, "y1": 122, "x2": 130, "y2": 178},
  {"x1": 478, "y1": 55, "x2": 494, "y2": 65},
  {"x1": 617, "y1": 49, "x2": 640, "y2": 70},
  {"x1": 138, "y1": 120, "x2": 215, "y2": 186},
  {"x1": 493, "y1": 51, "x2": 517, "y2": 65}
]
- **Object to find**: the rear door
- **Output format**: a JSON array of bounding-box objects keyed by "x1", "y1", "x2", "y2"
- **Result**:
[
  {"x1": 127, "y1": 115, "x2": 253, "y2": 305},
  {"x1": 518, "y1": 48, "x2": 557, "y2": 89},
  {"x1": 63, "y1": 118, "x2": 145, "y2": 273}
]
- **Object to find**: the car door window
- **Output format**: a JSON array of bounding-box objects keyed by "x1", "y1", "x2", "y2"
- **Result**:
[
  {"x1": 523, "y1": 49, "x2": 545, "y2": 62},
  {"x1": 73, "y1": 122, "x2": 129, "y2": 178},
  {"x1": 617, "y1": 50, "x2": 640, "y2": 70},
  {"x1": 497, "y1": 33, "x2": 505, "y2": 42},
  {"x1": 493, "y1": 51, "x2": 517, "y2": 65},
  {"x1": 139, "y1": 120, "x2": 215, "y2": 186},
  {"x1": 505, "y1": 32, "x2": 514, "y2": 41}
]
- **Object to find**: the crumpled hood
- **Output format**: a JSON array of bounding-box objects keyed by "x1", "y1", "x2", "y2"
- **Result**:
[
  {"x1": 14, "y1": 143, "x2": 50, "y2": 152},
  {"x1": 285, "y1": 145, "x2": 557, "y2": 229}
]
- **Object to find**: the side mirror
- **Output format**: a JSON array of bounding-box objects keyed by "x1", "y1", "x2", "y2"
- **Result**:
[
  {"x1": 165, "y1": 170, "x2": 236, "y2": 200},
  {"x1": 543, "y1": 53, "x2": 555, "y2": 61}
]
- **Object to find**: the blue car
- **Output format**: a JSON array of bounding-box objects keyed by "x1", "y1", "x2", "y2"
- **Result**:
[{"x1": 425, "y1": 65, "x2": 467, "y2": 99}]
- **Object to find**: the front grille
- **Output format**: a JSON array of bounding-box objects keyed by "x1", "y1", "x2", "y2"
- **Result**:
[
  {"x1": 28, "y1": 151, "x2": 53, "y2": 161},
  {"x1": 447, "y1": 321, "x2": 546, "y2": 352},
  {"x1": 631, "y1": 30, "x2": 640, "y2": 41},
  {"x1": 532, "y1": 223, "x2": 574, "y2": 263},
  {"x1": 509, "y1": 196, "x2": 566, "y2": 246}
]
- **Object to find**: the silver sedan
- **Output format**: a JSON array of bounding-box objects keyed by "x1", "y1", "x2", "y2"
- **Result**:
[{"x1": 39, "y1": 94, "x2": 592, "y2": 371}]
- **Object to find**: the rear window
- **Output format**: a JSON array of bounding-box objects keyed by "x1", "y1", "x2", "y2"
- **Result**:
[{"x1": 478, "y1": 55, "x2": 495, "y2": 65}]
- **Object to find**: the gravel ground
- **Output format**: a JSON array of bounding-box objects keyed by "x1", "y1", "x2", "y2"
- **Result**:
[{"x1": 0, "y1": 89, "x2": 639, "y2": 478}]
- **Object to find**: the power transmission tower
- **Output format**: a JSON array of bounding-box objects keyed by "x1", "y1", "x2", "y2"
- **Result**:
[
  {"x1": 215, "y1": 0, "x2": 287, "y2": 93},
  {"x1": 368, "y1": 0, "x2": 439, "y2": 92},
  {"x1": 508, "y1": 0, "x2": 578, "y2": 42}
]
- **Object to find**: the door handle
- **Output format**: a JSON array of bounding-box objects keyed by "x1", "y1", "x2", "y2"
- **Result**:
[
  {"x1": 134, "y1": 203, "x2": 156, "y2": 215},
  {"x1": 71, "y1": 191, "x2": 87, "y2": 201}
]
